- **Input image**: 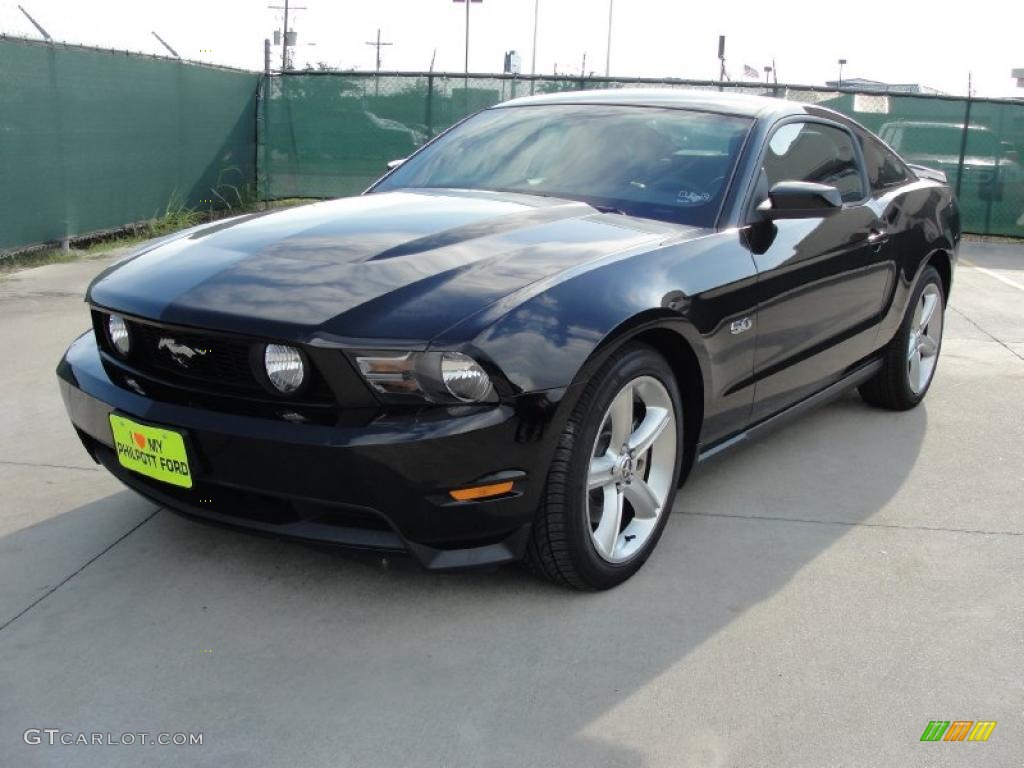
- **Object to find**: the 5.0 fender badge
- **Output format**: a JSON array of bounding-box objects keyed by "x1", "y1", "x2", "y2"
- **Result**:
[{"x1": 730, "y1": 317, "x2": 753, "y2": 335}]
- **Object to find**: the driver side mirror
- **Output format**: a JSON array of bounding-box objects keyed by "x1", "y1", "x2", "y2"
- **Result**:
[
  {"x1": 386, "y1": 157, "x2": 407, "y2": 171},
  {"x1": 757, "y1": 181, "x2": 843, "y2": 220}
]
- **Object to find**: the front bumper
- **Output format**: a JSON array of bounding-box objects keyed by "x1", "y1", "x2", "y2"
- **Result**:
[{"x1": 58, "y1": 332, "x2": 567, "y2": 570}]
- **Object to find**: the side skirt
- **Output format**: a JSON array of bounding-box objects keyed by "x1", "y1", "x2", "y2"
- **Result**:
[{"x1": 695, "y1": 358, "x2": 883, "y2": 465}]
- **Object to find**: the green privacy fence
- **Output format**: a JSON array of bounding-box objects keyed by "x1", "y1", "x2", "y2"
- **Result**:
[
  {"x1": 3, "y1": 45, "x2": 1024, "y2": 253},
  {"x1": 0, "y1": 36, "x2": 259, "y2": 252},
  {"x1": 260, "y1": 72, "x2": 1024, "y2": 237}
]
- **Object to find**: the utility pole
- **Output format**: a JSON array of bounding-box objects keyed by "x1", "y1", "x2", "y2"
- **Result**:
[
  {"x1": 151, "y1": 31, "x2": 180, "y2": 58},
  {"x1": 264, "y1": 38, "x2": 272, "y2": 75},
  {"x1": 453, "y1": 0, "x2": 481, "y2": 75},
  {"x1": 604, "y1": 0, "x2": 614, "y2": 77},
  {"x1": 17, "y1": 4, "x2": 51, "y2": 41},
  {"x1": 268, "y1": 0, "x2": 307, "y2": 71},
  {"x1": 365, "y1": 29, "x2": 393, "y2": 74},
  {"x1": 581, "y1": 52, "x2": 587, "y2": 78}
]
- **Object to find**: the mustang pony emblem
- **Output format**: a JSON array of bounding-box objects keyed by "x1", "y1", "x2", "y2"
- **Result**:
[{"x1": 157, "y1": 337, "x2": 209, "y2": 368}]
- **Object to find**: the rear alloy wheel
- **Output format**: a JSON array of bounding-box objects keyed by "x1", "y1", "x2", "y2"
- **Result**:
[
  {"x1": 907, "y1": 283, "x2": 943, "y2": 396},
  {"x1": 526, "y1": 344, "x2": 683, "y2": 590},
  {"x1": 859, "y1": 265, "x2": 945, "y2": 410}
]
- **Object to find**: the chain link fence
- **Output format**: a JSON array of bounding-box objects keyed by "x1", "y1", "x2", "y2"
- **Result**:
[{"x1": 260, "y1": 72, "x2": 1024, "y2": 237}]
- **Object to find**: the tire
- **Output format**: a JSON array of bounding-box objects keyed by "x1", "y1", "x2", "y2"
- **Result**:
[
  {"x1": 859, "y1": 265, "x2": 945, "y2": 411},
  {"x1": 525, "y1": 343, "x2": 684, "y2": 590}
]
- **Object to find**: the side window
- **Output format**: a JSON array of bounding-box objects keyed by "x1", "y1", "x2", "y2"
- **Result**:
[
  {"x1": 861, "y1": 134, "x2": 911, "y2": 191},
  {"x1": 760, "y1": 121, "x2": 865, "y2": 203}
]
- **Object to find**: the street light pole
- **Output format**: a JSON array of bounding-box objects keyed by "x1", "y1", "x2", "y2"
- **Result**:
[
  {"x1": 453, "y1": 0, "x2": 481, "y2": 75},
  {"x1": 531, "y1": 0, "x2": 539, "y2": 75},
  {"x1": 604, "y1": 0, "x2": 614, "y2": 77}
]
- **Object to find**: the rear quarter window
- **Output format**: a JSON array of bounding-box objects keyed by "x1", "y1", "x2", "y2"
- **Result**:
[{"x1": 861, "y1": 135, "x2": 911, "y2": 191}]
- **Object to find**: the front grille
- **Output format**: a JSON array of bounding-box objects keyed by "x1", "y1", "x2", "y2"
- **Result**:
[
  {"x1": 92, "y1": 310, "x2": 336, "y2": 405},
  {"x1": 128, "y1": 320, "x2": 258, "y2": 391}
]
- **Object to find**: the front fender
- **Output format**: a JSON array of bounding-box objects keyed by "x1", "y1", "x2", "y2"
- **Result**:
[{"x1": 433, "y1": 229, "x2": 762, "y2": 446}]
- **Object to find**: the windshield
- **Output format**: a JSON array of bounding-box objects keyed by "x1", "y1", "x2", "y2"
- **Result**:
[{"x1": 373, "y1": 104, "x2": 753, "y2": 227}]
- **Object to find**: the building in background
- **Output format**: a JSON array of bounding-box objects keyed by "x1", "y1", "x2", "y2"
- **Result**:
[{"x1": 826, "y1": 77, "x2": 947, "y2": 95}]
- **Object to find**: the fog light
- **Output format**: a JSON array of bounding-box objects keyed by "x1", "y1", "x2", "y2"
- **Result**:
[
  {"x1": 264, "y1": 344, "x2": 305, "y2": 394},
  {"x1": 107, "y1": 314, "x2": 130, "y2": 356},
  {"x1": 441, "y1": 352, "x2": 493, "y2": 403}
]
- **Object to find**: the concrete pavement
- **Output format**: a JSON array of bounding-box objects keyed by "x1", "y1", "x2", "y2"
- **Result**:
[{"x1": 0, "y1": 242, "x2": 1021, "y2": 767}]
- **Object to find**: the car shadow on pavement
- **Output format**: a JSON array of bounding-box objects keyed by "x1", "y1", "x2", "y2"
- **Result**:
[{"x1": 0, "y1": 390, "x2": 927, "y2": 768}]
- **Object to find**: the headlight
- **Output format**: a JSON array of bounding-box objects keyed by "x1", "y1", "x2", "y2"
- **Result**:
[
  {"x1": 107, "y1": 314, "x2": 131, "y2": 356},
  {"x1": 440, "y1": 352, "x2": 494, "y2": 402},
  {"x1": 264, "y1": 344, "x2": 305, "y2": 394},
  {"x1": 355, "y1": 351, "x2": 496, "y2": 404}
]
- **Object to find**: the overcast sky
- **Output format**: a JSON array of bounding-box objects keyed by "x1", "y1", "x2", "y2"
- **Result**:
[{"x1": 1, "y1": 0, "x2": 1020, "y2": 97}]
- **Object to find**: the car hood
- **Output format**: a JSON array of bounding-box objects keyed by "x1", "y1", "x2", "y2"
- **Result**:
[{"x1": 88, "y1": 189, "x2": 694, "y2": 344}]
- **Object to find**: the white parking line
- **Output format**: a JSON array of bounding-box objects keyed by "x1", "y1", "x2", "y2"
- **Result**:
[{"x1": 962, "y1": 259, "x2": 1024, "y2": 292}]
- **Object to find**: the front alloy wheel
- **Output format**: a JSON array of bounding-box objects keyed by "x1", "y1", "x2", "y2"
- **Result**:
[
  {"x1": 586, "y1": 376, "x2": 676, "y2": 563},
  {"x1": 526, "y1": 343, "x2": 684, "y2": 590}
]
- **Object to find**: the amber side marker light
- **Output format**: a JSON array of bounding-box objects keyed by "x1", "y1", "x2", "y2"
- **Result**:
[{"x1": 449, "y1": 481, "x2": 515, "y2": 502}]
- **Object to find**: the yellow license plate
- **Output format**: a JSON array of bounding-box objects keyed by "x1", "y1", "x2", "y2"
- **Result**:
[{"x1": 109, "y1": 414, "x2": 193, "y2": 489}]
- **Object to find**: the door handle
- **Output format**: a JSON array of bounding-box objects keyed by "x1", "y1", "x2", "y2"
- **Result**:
[{"x1": 867, "y1": 227, "x2": 889, "y2": 245}]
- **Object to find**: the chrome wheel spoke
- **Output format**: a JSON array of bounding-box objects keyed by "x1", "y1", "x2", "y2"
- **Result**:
[
  {"x1": 912, "y1": 296, "x2": 924, "y2": 330},
  {"x1": 608, "y1": 385, "x2": 634, "y2": 447},
  {"x1": 624, "y1": 478, "x2": 661, "y2": 520},
  {"x1": 588, "y1": 452, "x2": 617, "y2": 489},
  {"x1": 919, "y1": 293, "x2": 938, "y2": 330},
  {"x1": 593, "y1": 485, "x2": 623, "y2": 559},
  {"x1": 627, "y1": 406, "x2": 670, "y2": 456},
  {"x1": 919, "y1": 334, "x2": 938, "y2": 358},
  {"x1": 908, "y1": 349, "x2": 922, "y2": 388}
]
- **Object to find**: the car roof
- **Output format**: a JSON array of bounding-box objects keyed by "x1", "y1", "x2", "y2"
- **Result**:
[{"x1": 495, "y1": 87, "x2": 812, "y2": 120}]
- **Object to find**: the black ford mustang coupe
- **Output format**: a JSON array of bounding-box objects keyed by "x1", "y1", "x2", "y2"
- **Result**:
[{"x1": 58, "y1": 90, "x2": 959, "y2": 589}]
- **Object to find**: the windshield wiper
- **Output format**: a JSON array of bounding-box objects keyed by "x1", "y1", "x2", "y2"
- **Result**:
[{"x1": 590, "y1": 203, "x2": 628, "y2": 215}]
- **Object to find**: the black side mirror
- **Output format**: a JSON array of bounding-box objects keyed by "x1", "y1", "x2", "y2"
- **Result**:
[
  {"x1": 386, "y1": 158, "x2": 407, "y2": 171},
  {"x1": 757, "y1": 181, "x2": 843, "y2": 220}
]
